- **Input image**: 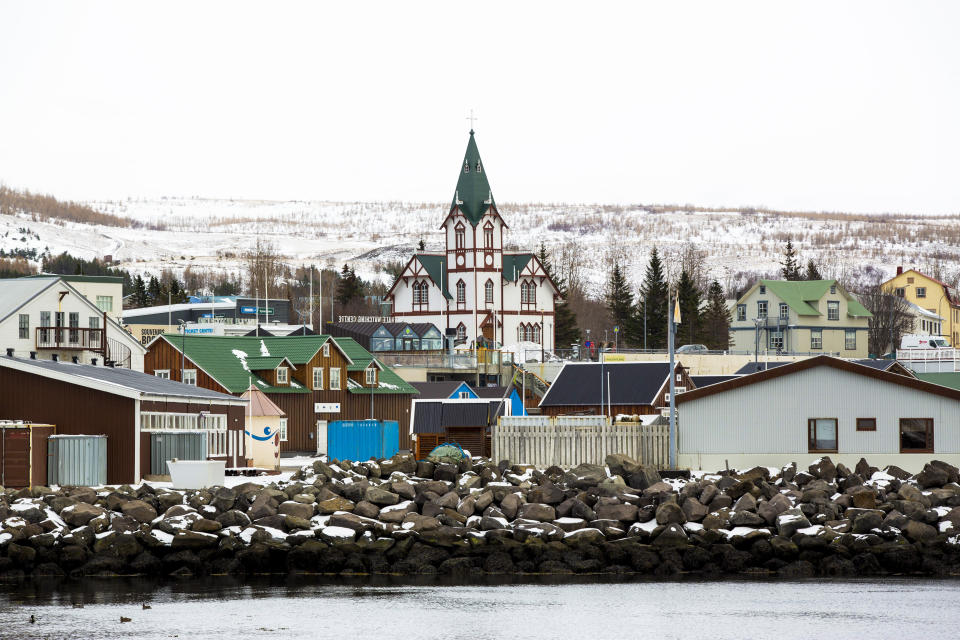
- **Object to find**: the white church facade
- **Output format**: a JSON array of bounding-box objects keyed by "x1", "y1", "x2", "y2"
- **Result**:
[{"x1": 385, "y1": 130, "x2": 558, "y2": 351}]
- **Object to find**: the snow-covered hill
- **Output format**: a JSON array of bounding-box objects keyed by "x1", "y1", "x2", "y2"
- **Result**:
[{"x1": 2, "y1": 196, "x2": 958, "y2": 294}]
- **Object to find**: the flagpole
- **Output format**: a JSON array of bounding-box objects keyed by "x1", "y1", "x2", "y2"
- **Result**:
[{"x1": 668, "y1": 288, "x2": 677, "y2": 470}]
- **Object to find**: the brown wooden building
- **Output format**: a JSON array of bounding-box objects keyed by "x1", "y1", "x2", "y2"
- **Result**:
[
  {"x1": 144, "y1": 334, "x2": 419, "y2": 453},
  {"x1": 0, "y1": 355, "x2": 247, "y2": 484},
  {"x1": 538, "y1": 361, "x2": 694, "y2": 417}
]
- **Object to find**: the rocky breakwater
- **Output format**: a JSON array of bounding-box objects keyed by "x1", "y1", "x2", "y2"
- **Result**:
[{"x1": 3, "y1": 454, "x2": 960, "y2": 580}]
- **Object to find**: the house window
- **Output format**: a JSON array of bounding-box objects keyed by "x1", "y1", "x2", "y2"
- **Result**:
[
  {"x1": 916, "y1": 287, "x2": 926, "y2": 298},
  {"x1": 456, "y1": 323, "x2": 466, "y2": 344},
  {"x1": 768, "y1": 331, "x2": 783, "y2": 351},
  {"x1": 900, "y1": 418, "x2": 933, "y2": 453},
  {"x1": 89, "y1": 316, "x2": 100, "y2": 329},
  {"x1": 312, "y1": 367, "x2": 324, "y2": 390},
  {"x1": 830, "y1": 285, "x2": 836, "y2": 295},
  {"x1": 96, "y1": 296, "x2": 113, "y2": 312},
  {"x1": 808, "y1": 418, "x2": 838, "y2": 453},
  {"x1": 779, "y1": 303, "x2": 789, "y2": 320},
  {"x1": 757, "y1": 301, "x2": 767, "y2": 319},
  {"x1": 532, "y1": 323, "x2": 541, "y2": 344},
  {"x1": 277, "y1": 367, "x2": 289, "y2": 384},
  {"x1": 856, "y1": 418, "x2": 877, "y2": 432},
  {"x1": 827, "y1": 301, "x2": 839, "y2": 321},
  {"x1": 759, "y1": 285, "x2": 766, "y2": 294},
  {"x1": 736, "y1": 304, "x2": 746, "y2": 322},
  {"x1": 18, "y1": 314, "x2": 28, "y2": 339},
  {"x1": 455, "y1": 225, "x2": 465, "y2": 249},
  {"x1": 458, "y1": 391, "x2": 471, "y2": 399},
  {"x1": 279, "y1": 418, "x2": 288, "y2": 442},
  {"x1": 484, "y1": 225, "x2": 494, "y2": 249},
  {"x1": 485, "y1": 280, "x2": 494, "y2": 304},
  {"x1": 365, "y1": 368, "x2": 377, "y2": 385},
  {"x1": 894, "y1": 288, "x2": 905, "y2": 298},
  {"x1": 456, "y1": 280, "x2": 466, "y2": 305},
  {"x1": 182, "y1": 369, "x2": 197, "y2": 385},
  {"x1": 323, "y1": 342, "x2": 330, "y2": 357},
  {"x1": 140, "y1": 412, "x2": 226, "y2": 432},
  {"x1": 810, "y1": 329, "x2": 822, "y2": 350},
  {"x1": 521, "y1": 281, "x2": 537, "y2": 309},
  {"x1": 845, "y1": 330, "x2": 856, "y2": 351},
  {"x1": 329, "y1": 367, "x2": 341, "y2": 390},
  {"x1": 69, "y1": 312, "x2": 79, "y2": 343},
  {"x1": 155, "y1": 370, "x2": 170, "y2": 379}
]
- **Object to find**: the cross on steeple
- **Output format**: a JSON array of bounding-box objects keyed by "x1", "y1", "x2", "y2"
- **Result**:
[{"x1": 466, "y1": 109, "x2": 478, "y2": 133}]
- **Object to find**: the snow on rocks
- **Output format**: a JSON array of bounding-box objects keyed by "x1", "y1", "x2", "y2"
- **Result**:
[{"x1": 1, "y1": 454, "x2": 960, "y2": 578}]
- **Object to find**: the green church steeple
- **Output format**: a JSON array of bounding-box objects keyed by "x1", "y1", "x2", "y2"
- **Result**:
[{"x1": 450, "y1": 130, "x2": 495, "y2": 226}]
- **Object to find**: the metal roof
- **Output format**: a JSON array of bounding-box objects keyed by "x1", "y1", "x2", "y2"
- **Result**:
[
  {"x1": 735, "y1": 361, "x2": 790, "y2": 375},
  {"x1": 0, "y1": 277, "x2": 59, "y2": 324},
  {"x1": 539, "y1": 362, "x2": 675, "y2": 407},
  {"x1": 411, "y1": 381, "x2": 472, "y2": 399},
  {"x1": 450, "y1": 131, "x2": 495, "y2": 226},
  {"x1": 0, "y1": 355, "x2": 244, "y2": 403},
  {"x1": 412, "y1": 400, "x2": 504, "y2": 434},
  {"x1": 690, "y1": 375, "x2": 740, "y2": 388}
]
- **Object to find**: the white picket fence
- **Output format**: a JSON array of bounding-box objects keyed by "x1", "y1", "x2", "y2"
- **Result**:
[{"x1": 493, "y1": 416, "x2": 671, "y2": 469}]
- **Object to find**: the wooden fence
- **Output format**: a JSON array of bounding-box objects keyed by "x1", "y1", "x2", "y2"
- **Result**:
[{"x1": 493, "y1": 416, "x2": 671, "y2": 469}]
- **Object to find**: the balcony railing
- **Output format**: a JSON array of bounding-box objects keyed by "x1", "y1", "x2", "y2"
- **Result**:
[
  {"x1": 377, "y1": 353, "x2": 478, "y2": 369},
  {"x1": 35, "y1": 327, "x2": 106, "y2": 351}
]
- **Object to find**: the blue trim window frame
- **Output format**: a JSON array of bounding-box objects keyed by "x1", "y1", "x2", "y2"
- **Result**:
[
  {"x1": 736, "y1": 304, "x2": 746, "y2": 322},
  {"x1": 779, "y1": 303, "x2": 789, "y2": 320},
  {"x1": 768, "y1": 330, "x2": 784, "y2": 351},
  {"x1": 810, "y1": 328, "x2": 822, "y2": 350},
  {"x1": 828, "y1": 301, "x2": 840, "y2": 321},
  {"x1": 845, "y1": 329, "x2": 856, "y2": 351},
  {"x1": 757, "y1": 300, "x2": 768, "y2": 319}
]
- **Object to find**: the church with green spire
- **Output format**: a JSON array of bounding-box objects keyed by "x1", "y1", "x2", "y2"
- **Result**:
[{"x1": 385, "y1": 129, "x2": 559, "y2": 351}]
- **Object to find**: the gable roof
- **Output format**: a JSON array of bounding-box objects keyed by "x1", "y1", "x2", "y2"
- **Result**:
[
  {"x1": 411, "y1": 399, "x2": 505, "y2": 433},
  {"x1": 895, "y1": 269, "x2": 958, "y2": 304},
  {"x1": 677, "y1": 355, "x2": 960, "y2": 404},
  {"x1": 915, "y1": 372, "x2": 960, "y2": 391},
  {"x1": 0, "y1": 355, "x2": 245, "y2": 404},
  {"x1": 742, "y1": 280, "x2": 872, "y2": 318},
  {"x1": 411, "y1": 381, "x2": 474, "y2": 399},
  {"x1": 502, "y1": 254, "x2": 533, "y2": 283},
  {"x1": 472, "y1": 385, "x2": 516, "y2": 399},
  {"x1": 690, "y1": 374, "x2": 740, "y2": 388},
  {"x1": 851, "y1": 359, "x2": 916, "y2": 377},
  {"x1": 735, "y1": 361, "x2": 790, "y2": 375},
  {"x1": 414, "y1": 254, "x2": 452, "y2": 299},
  {"x1": 244, "y1": 356, "x2": 296, "y2": 371},
  {"x1": 539, "y1": 362, "x2": 679, "y2": 407},
  {"x1": 450, "y1": 130, "x2": 495, "y2": 226}
]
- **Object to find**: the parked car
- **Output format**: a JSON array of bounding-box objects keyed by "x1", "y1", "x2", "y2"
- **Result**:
[{"x1": 676, "y1": 344, "x2": 709, "y2": 353}]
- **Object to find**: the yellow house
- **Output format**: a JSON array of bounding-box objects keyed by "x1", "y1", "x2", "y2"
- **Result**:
[
  {"x1": 730, "y1": 280, "x2": 872, "y2": 357},
  {"x1": 883, "y1": 268, "x2": 960, "y2": 347}
]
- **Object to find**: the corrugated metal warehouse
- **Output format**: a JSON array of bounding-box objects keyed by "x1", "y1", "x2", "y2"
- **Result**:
[
  {"x1": 0, "y1": 355, "x2": 247, "y2": 484},
  {"x1": 675, "y1": 355, "x2": 960, "y2": 472}
]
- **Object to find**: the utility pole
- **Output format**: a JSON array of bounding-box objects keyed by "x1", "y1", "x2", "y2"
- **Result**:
[{"x1": 668, "y1": 288, "x2": 679, "y2": 470}]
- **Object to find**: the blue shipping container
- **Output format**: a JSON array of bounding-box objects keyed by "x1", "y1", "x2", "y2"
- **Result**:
[{"x1": 327, "y1": 420, "x2": 399, "y2": 462}]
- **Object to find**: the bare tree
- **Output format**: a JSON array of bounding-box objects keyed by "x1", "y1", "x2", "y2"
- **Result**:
[
  {"x1": 244, "y1": 238, "x2": 287, "y2": 298},
  {"x1": 858, "y1": 274, "x2": 914, "y2": 356}
]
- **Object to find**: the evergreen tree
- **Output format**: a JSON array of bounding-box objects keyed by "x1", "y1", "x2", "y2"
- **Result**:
[
  {"x1": 335, "y1": 264, "x2": 363, "y2": 307},
  {"x1": 701, "y1": 280, "x2": 732, "y2": 350},
  {"x1": 676, "y1": 269, "x2": 703, "y2": 346},
  {"x1": 536, "y1": 243, "x2": 580, "y2": 348},
  {"x1": 418, "y1": 238, "x2": 426, "y2": 251},
  {"x1": 132, "y1": 275, "x2": 148, "y2": 308},
  {"x1": 781, "y1": 240, "x2": 802, "y2": 280},
  {"x1": 147, "y1": 275, "x2": 165, "y2": 306},
  {"x1": 637, "y1": 248, "x2": 669, "y2": 349},
  {"x1": 605, "y1": 260, "x2": 635, "y2": 347},
  {"x1": 806, "y1": 259, "x2": 823, "y2": 281},
  {"x1": 169, "y1": 278, "x2": 189, "y2": 304}
]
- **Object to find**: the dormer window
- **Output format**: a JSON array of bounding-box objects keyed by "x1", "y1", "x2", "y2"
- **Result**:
[
  {"x1": 463, "y1": 160, "x2": 470, "y2": 173},
  {"x1": 365, "y1": 367, "x2": 377, "y2": 385},
  {"x1": 276, "y1": 367, "x2": 289, "y2": 384},
  {"x1": 476, "y1": 160, "x2": 482, "y2": 173}
]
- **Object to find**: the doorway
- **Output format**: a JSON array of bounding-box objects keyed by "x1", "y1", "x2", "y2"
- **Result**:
[{"x1": 316, "y1": 420, "x2": 327, "y2": 456}]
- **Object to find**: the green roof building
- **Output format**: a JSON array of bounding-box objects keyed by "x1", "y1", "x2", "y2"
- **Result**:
[
  {"x1": 385, "y1": 130, "x2": 559, "y2": 351},
  {"x1": 731, "y1": 279, "x2": 873, "y2": 357}
]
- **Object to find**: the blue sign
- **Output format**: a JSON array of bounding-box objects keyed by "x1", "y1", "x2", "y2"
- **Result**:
[{"x1": 240, "y1": 306, "x2": 256, "y2": 314}]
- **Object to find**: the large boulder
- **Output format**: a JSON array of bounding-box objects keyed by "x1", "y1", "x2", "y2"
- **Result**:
[
  {"x1": 776, "y1": 509, "x2": 811, "y2": 538},
  {"x1": 277, "y1": 501, "x2": 314, "y2": 520},
  {"x1": 757, "y1": 494, "x2": 792, "y2": 525},
  {"x1": 808, "y1": 457, "x2": 837, "y2": 482},
  {"x1": 916, "y1": 464, "x2": 949, "y2": 489},
  {"x1": 681, "y1": 498, "x2": 709, "y2": 523},
  {"x1": 61, "y1": 503, "x2": 105, "y2": 527},
  {"x1": 121, "y1": 500, "x2": 158, "y2": 524},
  {"x1": 316, "y1": 497, "x2": 355, "y2": 515},
  {"x1": 565, "y1": 464, "x2": 607, "y2": 489},
  {"x1": 518, "y1": 503, "x2": 556, "y2": 522},
  {"x1": 595, "y1": 503, "x2": 638, "y2": 523},
  {"x1": 655, "y1": 502, "x2": 685, "y2": 525},
  {"x1": 365, "y1": 486, "x2": 400, "y2": 506}
]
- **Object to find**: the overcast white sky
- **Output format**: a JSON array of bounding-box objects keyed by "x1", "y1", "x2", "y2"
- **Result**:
[{"x1": 0, "y1": 1, "x2": 957, "y2": 214}]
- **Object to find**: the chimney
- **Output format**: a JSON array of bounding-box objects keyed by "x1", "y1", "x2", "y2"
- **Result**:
[
  {"x1": 71, "y1": 356, "x2": 79, "y2": 364},
  {"x1": 51, "y1": 354, "x2": 59, "y2": 362},
  {"x1": 896, "y1": 266, "x2": 903, "y2": 276},
  {"x1": 91, "y1": 358, "x2": 98, "y2": 366},
  {"x1": 29, "y1": 351, "x2": 37, "y2": 359},
  {"x1": 5, "y1": 348, "x2": 12, "y2": 357}
]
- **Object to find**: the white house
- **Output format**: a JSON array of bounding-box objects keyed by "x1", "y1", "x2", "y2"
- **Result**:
[
  {"x1": 0, "y1": 276, "x2": 145, "y2": 370},
  {"x1": 675, "y1": 355, "x2": 960, "y2": 472},
  {"x1": 385, "y1": 130, "x2": 559, "y2": 351}
]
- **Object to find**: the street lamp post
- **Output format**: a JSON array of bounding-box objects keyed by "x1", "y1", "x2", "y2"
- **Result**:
[{"x1": 177, "y1": 320, "x2": 186, "y2": 381}]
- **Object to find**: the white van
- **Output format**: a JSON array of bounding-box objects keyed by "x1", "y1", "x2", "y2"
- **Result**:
[{"x1": 900, "y1": 334, "x2": 952, "y2": 349}]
